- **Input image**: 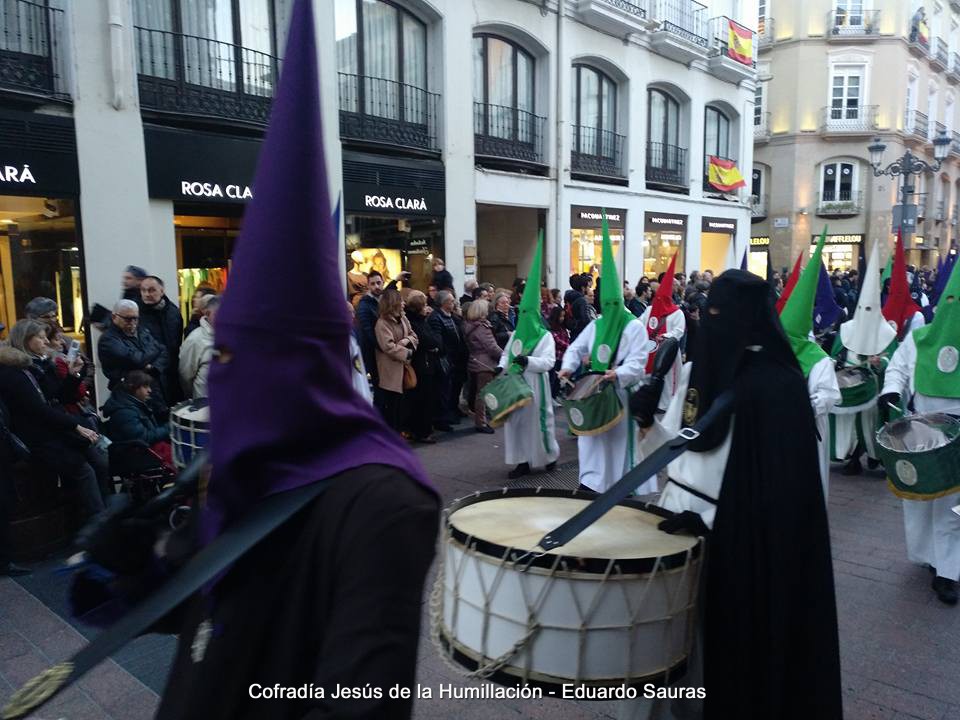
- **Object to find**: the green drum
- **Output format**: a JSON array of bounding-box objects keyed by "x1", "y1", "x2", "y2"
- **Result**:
[
  {"x1": 876, "y1": 413, "x2": 960, "y2": 501},
  {"x1": 834, "y1": 366, "x2": 878, "y2": 412},
  {"x1": 563, "y1": 374, "x2": 623, "y2": 436},
  {"x1": 483, "y1": 373, "x2": 534, "y2": 428}
]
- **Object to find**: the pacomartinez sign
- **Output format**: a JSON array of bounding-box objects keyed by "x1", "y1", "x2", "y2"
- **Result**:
[
  {"x1": 571, "y1": 205, "x2": 627, "y2": 229},
  {"x1": 644, "y1": 212, "x2": 687, "y2": 232}
]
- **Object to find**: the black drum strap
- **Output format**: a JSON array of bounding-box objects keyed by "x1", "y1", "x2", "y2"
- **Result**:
[{"x1": 538, "y1": 390, "x2": 735, "y2": 552}]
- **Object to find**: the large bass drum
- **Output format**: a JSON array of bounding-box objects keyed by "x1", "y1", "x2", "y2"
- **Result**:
[
  {"x1": 876, "y1": 413, "x2": 960, "y2": 500},
  {"x1": 169, "y1": 399, "x2": 210, "y2": 470},
  {"x1": 433, "y1": 488, "x2": 702, "y2": 689}
]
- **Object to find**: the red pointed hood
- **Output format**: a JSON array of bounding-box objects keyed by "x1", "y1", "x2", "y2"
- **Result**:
[
  {"x1": 647, "y1": 253, "x2": 679, "y2": 338},
  {"x1": 776, "y1": 252, "x2": 804, "y2": 313},
  {"x1": 882, "y1": 230, "x2": 922, "y2": 340}
]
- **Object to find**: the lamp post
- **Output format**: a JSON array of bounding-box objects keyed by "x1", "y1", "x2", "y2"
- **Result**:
[{"x1": 868, "y1": 131, "x2": 952, "y2": 257}]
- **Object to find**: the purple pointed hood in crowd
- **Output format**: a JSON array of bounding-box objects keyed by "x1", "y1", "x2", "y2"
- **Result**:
[{"x1": 203, "y1": 0, "x2": 433, "y2": 545}]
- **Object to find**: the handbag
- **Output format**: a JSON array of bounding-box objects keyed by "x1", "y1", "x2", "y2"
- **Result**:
[{"x1": 403, "y1": 363, "x2": 418, "y2": 391}]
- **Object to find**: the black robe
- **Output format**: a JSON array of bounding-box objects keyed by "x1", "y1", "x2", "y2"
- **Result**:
[
  {"x1": 156, "y1": 465, "x2": 438, "y2": 719},
  {"x1": 704, "y1": 351, "x2": 843, "y2": 719}
]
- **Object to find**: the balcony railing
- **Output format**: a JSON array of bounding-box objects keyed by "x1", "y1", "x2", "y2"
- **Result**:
[
  {"x1": 571, "y1": 125, "x2": 625, "y2": 179},
  {"x1": 932, "y1": 38, "x2": 950, "y2": 69},
  {"x1": 645, "y1": 142, "x2": 688, "y2": 189},
  {"x1": 754, "y1": 111, "x2": 771, "y2": 141},
  {"x1": 338, "y1": 73, "x2": 439, "y2": 152},
  {"x1": 0, "y1": 0, "x2": 68, "y2": 100},
  {"x1": 910, "y1": 22, "x2": 931, "y2": 53},
  {"x1": 750, "y1": 194, "x2": 769, "y2": 218},
  {"x1": 951, "y1": 130, "x2": 960, "y2": 156},
  {"x1": 707, "y1": 16, "x2": 755, "y2": 65},
  {"x1": 134, "y1": 26, "x2": 278, "y2": 126},
  {"x1": 473, "y1": 102, "x2": 545, "y2": 165},
  {"x1": 935, "y1": 121, "x2": 948, "y2": 142},
  {"x1": 906, "y1": 109, "x2": 930, "y2": 139},
  {"x1": 820, "y1": 105, "x2": 878, "y2": 134},
  {"x1": 650, "y1": 0, "x2": 709, "y2": 47},
  {"x1": 816, "y1": 190, "x2": 863, "y2": 216},
  {"x1": 827, "y1": 9, "x2": 880, "y2": 37},
  {"x1": 936, "y1": 199, "x2": 947, "y2": 221},
  {"x1": 758, "y1": 17, "x2": 774, "y2": 48}
]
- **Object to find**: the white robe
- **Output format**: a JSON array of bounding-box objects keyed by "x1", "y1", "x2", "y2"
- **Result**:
[
  {"x1": 637, "y1": 306, "x2": 686, "y2": 410},
  {"x1": 497, "y1": 332, "x2": 559, "y2": 468},
  {"x1": 561, "y1": 319, "x2": 652, "y2": 493},
  {"x1": 808, "y1": 356, "x2": 841, "y2": 499},
  {"x1": 883, "y1": 333, "x2": 960, "y2": 582},
  {"x1": 830, "y1": 353, "x2": 883, "y2": 461},
  {"x1": 350, "y1": 335, "x2": 373, "y2": 404}
]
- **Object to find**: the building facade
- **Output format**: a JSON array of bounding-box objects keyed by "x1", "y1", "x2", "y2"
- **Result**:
[
  {"x1": 0, "y1": 0, "x2": 755, "y2": 398},
  {"x1": 753, "y1": 0, "x2": 960, "y2": 274}
]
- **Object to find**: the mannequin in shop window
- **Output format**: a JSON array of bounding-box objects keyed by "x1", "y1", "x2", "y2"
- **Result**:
[{"x1": 369, "y1": 251, "x2": 392, "y2": 284}]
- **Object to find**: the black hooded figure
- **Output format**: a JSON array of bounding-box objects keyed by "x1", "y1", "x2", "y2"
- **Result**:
[{"x1": 661, "y1": 270, "x2": 843, "y2": 719}]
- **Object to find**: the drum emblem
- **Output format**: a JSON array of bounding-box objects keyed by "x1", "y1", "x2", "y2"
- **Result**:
[
  {"x1": 511, "y1": 339, "x2": 523, "y2": 357},
  {"x1": 569, "y1": 408, "x2": 585, "y2": 427},
  {"x1": 484, "y1": 393, "x2": 499, "y2": 411},
  {"x1": 895, "y1": 460, "x2": 918, "y2": 487},
  {"x1": 938, "y1": 346, "x2": 959, "y2": 374},
  {"x1": 597, "y1": 344, "x2": 612, "y2": 365}
]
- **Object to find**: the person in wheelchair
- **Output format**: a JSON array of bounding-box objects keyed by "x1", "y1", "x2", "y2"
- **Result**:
[{"x1": 102, "y1": 370, "x2": 174, "y2": 477}]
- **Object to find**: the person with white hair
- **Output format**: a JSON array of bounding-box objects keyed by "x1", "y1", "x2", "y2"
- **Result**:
[
  {"x1": 97, "y1": 299, "x2": 168, "y2": 395},
  {"x1": 460, "y1": 278, "x2": 479, "y2": 306},
  {"x1": 179, "y1": 295, "x2": 220, "y2": 399}
]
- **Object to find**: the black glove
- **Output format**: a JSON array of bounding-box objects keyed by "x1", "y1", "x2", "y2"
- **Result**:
[
  {"x1": 493, "y1": 366, "x2": 504, "y2": 376},
  {"x1": 629, "y1": 378, "x2": 664, "y2": 429},
  {"x1": 658, "y1": 510, "x2": 709, "y2": 537},
  {"x1": 513, "y1": 355, "x2": 529, "y2": 369},
  {"x1": 878, "y1": 392, "x2": 901, "y2": 424}
]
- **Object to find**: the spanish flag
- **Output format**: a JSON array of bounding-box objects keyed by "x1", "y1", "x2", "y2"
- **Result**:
[
  {"x1": 918, "y1": 18, "x2": 930, "y2": 44},
  {"x1": 727, "y1": 20, "x2": 753, "y2": 66},
  {"x1": 707, "y1": 156, "x2": 747, "y2": 192}
]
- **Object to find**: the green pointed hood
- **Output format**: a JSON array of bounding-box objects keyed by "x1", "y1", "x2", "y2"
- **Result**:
[
  {"x1": 591, "y1": 210, "x2": 636, "y2": 371},
  {"x1": 781, "y1": 227, "x2": 830, "y2": 376},
  {"x1": 914, "y1": 260, "x2": 960, "y2": 398},
  {"x1": 881, "y1": 253, "x2": 893, "y2": 285},
  {"x1": 507, "y1": 230, "x2": 548, "y2": 373}
]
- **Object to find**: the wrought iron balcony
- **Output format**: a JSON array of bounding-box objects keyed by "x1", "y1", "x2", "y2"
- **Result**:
[
  {"x1": 951, "y1": 130, "x2": 960, "y2": 156},
  {"x1": 706, "y1": 16, "x2": 755, "y2": 82},
  {"x1": 820, "y1": 105, "x2": 878, "y2": 135},
  {"x1": 0, "y1": 0, "x2": 68, "y2": 100},
  {"x1": 474, "y1": 102, "x2": 546, "y2": 166},
  {"x1": 950, "y1": 52, "x2": 960, "y2": 83},
  {"x1": 935, "y1": 199, "x2": 947, "y2": 222},
  {"x1": 816, "y1": 190, "x2": 863, "y2": 217},
  {"x1": 754, "y1": 111, "x2": 771, "y2": 142},
  {"x1": 750, "y1": 194, "x2": 768, "y2": 219},
  {"x1": 935, "y1": 121, "x2": 948, "y2": 143},
  {"x1": 827, "y1": 9, "x2": 880, "y2": 39},
  {"x1": 645, "y1": 142, "x2": 688, "y2": 190},
  {"x1": 932, "y1": 38, "x2": 950, "y2": 70},
  {"x1": 576, "y1": 0, "x2": 649, "y2": 36},
  {"x1": 649, "y1": 0, "x2": 709, "y2": 63},
  {"x1": 338, "y1": 73, "x2": 439, "y2": 152},
  {"x1": 909, "y1": 21, "x2": 930, "y2": 56},
  {"x1": 571, "y1": 125, "x2": 626, "y2": 180},
  {"x1": 758, "y1": 17, "x2": 774, "y2": 49},
  {"x1": 134, "y1": 26, "x2": 278, "y2": 126},
  {"x1": 906, "y1": 109, "x2": 929, "y2": 140}
]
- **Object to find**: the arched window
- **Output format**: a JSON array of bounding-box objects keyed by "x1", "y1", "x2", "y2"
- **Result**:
[
  {"x1": 820, "y1": 160, "x2": 856, "y2": 202},
  {"x1": 704, "y1": 106, "x2": 731, "y2": 159},
  {"x1": 473, "y1": 34, "x2": 535, "y2": 142},
  {"x1": 571, "y1": 65, "x2": 616, "y2": 157},
  {"x1": 646, "y1": 88, "x2": 683, "y2": 182},
  {"x1": 334, "y1": 0, "x2": 428, "y2": 123}
]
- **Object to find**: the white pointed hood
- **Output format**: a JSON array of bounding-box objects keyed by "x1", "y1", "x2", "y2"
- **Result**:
[{"x1": 839, "y1": 241, "x2": 896, "y2": 356}]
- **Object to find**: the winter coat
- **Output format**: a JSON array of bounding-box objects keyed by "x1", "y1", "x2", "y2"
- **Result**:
[
  {"x1": 102, "y1": 389, "x2": 169, "y2": 446},
  {"x1": 356, "y1": 294, "x2": 380, "y2": 382},
  {"x1": 432, "y1": 268, "x2": 455, "y2": 292},
  {"x1": 407, "y1": 310, "x2": 442, "y2": 379},
  {"x1": 464, "y1": 318, "x2": 502, "y2": 374},
  {"x1": 489, "y1": 311, "x2": 515, "y2": 350},
  {"x1": 0, "y1": 346, "x2": 79, "y2": 449},
  {"x1": 138, "y1": 296, "x2": 184, "y2": 361},
  {"x1": 428, "y1": 310, "x2": 460, "y2": 367},
  {"x1": 375, "y1": 314, "x2": 418, "y2": 393},
  {"x1": 97, "y1": 323, "x2": 168, "y2": 390},
  {"x1": 178, "y1": 317, "x2": 215, "y2": 398}
]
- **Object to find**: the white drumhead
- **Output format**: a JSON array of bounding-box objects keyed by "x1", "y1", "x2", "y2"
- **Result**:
[
  {"x1": 172, "y1": 403, "x2": 210, "y2": 423},
  {"x1": 450, "y1": 496, "x2": 696, "y2": 560}
]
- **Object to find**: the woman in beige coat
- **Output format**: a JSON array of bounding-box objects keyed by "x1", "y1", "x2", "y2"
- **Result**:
[{"x1": 375, "y1": 288, "x2": 418, "y2": 431}]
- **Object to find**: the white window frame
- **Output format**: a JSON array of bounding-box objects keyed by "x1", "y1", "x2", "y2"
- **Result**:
[{"x1": 820, "y1": 159, "x2": 859, "y2": 205}]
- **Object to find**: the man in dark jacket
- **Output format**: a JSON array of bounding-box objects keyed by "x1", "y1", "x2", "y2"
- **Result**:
[
  {"x1": 98, "y1": 300, "x2": 169, "y2": 403},
  {"x1": 427, "y1": 290, "x2": 462, "y2": 430},
  {"x1": 355, "y1": 270, "x2": 383, "y2": 385},
  {"x1": 122, "y1": 265, "x2": 147, "y2": 302},
  {"x1": 139, "y1": 276, "x2": 184, "y2": 403},
  {"x1": 563, "y1": 273, "x2": 592, "y2": 339}
]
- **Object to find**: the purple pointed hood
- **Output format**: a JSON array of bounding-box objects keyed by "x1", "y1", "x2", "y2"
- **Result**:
[
  {"x1": 203, "y1": 0, "x2": 433, "y2": 546},
  {"x1": 814, "y1": 261, "x2": 842, "y2": 331}
]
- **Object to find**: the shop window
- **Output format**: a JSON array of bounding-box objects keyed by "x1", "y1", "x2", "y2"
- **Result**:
[
  {"x1": 821, "y1": 161, "x2": 856, "y2": 202},
  {"x1": 642, "y1": 232, "x2": 684, "y2": 279},
  {"x1": 571, "y1": 65, "x2": 617, "y2": 157},
  {"x1": 335, "y1": 0, "x2": 428, "y2": 123},
  {"x1": 175, "y1": 213, "x2": 241, "y2": 325},
  {"x1": 473, "y1": 34, "x2": 536, "y2": 143},
  {"x1": 0, "y1": 197, "x2": 84, "y2": 339},
  {"x1": 570, "y1": 229, "x2": 624, "y2": 278}
]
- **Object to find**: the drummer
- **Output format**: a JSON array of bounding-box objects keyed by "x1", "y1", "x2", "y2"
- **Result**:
[
  {"x1": 559, "y1": 214, "x2": 652, "y2": 494},
  {"x1": 779, "y1": 230, "x2": 840, "y2": 498},
  {"x1": 831, "y1": 241, "x2": 895, "y2": 475},
  {"x1": 496, "y1": 233, "x2": 560, "y2": 479},
  {"x1": 880, "y1": 263, "x2": 960, "y2": 605}
]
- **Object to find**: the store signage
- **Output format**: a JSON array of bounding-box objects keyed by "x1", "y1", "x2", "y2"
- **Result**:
[
  {"x1": 344, "y1": 181, "x2": 444, "y2": 216},
  {"x1": 1, "y1": 164, "x2": 36, "y2": 184},
  {"x1": 406, "y1": 237, "x2": 431, "y2": 255},
  {"x1": 773, "y1": 217, "x2": 790, "y2": 228},
  {"x1": 751, "y1": 236, "x2": 770, "y2": 247},
  {"x1": 810, "y1": 234, "x2": 864, "y2": 245},
  {"x1": 570, "y1": 206, "x2": 627, "y2": 229},
  {"x1": 701, "y1": 216, "x2": 737, "y2": 233},
  {"x1": 364, "y1": 194, "x2": 428, "y2": 212},
  {"x1": 180, "y1": 181, "x2": 253, "y2": 200},
  {"x1": 644, "y1": 212, "x2": 687, "y2": 232}
]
